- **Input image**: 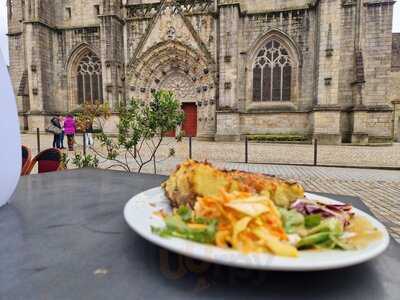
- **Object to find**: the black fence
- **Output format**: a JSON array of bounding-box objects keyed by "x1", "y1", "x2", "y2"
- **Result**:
[
  {"x1": 184, "y1": 135, "x2": 399, "y2": 170},
  {"x1": 187, "y1": 135, "x2": 320, "y2": 167},
  {"x1": 35, "y1": 129, "x2": 400, "y2": 170}
]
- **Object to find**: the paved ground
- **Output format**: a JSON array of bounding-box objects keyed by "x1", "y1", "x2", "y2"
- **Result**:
[{"x1": 22, "y1": 133, "x2": 400, "y2": 242}]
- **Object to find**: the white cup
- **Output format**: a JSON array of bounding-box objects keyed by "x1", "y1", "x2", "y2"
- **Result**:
[{"x1": 0, "y1": 50, "x2": 21, "y2": 207}]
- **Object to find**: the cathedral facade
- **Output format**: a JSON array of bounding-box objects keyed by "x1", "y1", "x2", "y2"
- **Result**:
[{"x1": 7, "y1": 0, "x2": 400, "y2": 143}]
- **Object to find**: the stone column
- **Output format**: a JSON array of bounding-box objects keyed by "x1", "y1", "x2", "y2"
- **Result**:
[
  {"x1": 18, "y1": 0, "x2": 58, "y2": 131},
  {"x1": 215, "y1": 111, "x2": 241, "y2": 142},
  {"x1": 392, "y1": 100, "x2": 400, "y2": 142},
  {"x1": 351, "y1": 108, "x2": 369, "y2": 145},
  {"x1": 215, "y1": 1, "x2": 240, "y2": 141},
  {"x1": 312, "y1": 0, "x2": 343, "y2": 144},
  {"x1": 312, "y1": 108, "x2": 342, "y2": 145},
  {"x1": 355, "y1": 1, "x2": 395, "y2": 142},
  {"x1": 100, "y1": 0, "x2": 124, "y2": 111}
]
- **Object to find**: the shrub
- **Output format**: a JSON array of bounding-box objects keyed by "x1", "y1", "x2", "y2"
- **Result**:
[
  {"x1": 92, "y1": 90, "x2": 185, "y2": 173},
  {"x1": 247, "y1": 134, "x2": 308, "y2": 142}
]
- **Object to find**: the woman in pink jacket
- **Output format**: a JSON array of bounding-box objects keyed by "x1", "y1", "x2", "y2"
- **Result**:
[{"x1": 63, "y1": 114, "x2": 76, "y2": 151}]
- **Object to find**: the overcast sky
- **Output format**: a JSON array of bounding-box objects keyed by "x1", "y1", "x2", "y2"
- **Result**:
[{"x1": 0, "y1": 0, "x2": 399, "y2": 64}]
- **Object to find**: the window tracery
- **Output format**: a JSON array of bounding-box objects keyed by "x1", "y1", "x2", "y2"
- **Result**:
[{"x1": 252, "y1": 40, "x2": 292, "y2": 102}]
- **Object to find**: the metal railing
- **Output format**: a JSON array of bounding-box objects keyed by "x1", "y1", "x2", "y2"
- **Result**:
[{"x1": 33, "y1": 129, "x2": 399, "y2": 170}]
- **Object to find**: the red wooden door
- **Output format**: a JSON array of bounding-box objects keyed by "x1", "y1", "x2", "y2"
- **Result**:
[
  {"x1": 182, "y1": 103, "x2": 197, "y2": 137},
  {"x1": 164, "y1": 129, "x2": 176, "y2": 137}
]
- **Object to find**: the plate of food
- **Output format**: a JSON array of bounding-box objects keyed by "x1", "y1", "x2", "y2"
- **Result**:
[{"x1": 124, "y1": 160, "x2": 389, "y2": 271}]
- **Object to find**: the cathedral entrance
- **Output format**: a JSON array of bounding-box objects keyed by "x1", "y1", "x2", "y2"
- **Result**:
[
  {"x1": 159, "y1": 71, "x2": 198, "y2": 137},
  {"x1": 182, "y1": 103, "x2": 197, "y2": 137},
  {"x1": 164, "y1": 103, "x2": 197, "y2": 137},
  {"x1": 127, "y1": 38, "x2": 216, "y2": 140}
]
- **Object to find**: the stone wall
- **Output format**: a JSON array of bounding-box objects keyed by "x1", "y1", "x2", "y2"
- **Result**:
[
  {"x1": 8, "y1": 0, "x2": 26, "y2": 112},
  {"x1": 337, "y1": 3, "x2": 356, "y2": 108},
  {"x1": 240, "y1": 112, "x2": 310, "y2": 135},
  {"x1": 362, "y1": 2, "x2": 394, "y2": 106},
  {"x1": 126, "y1": 18, "x2": 154, "y2": 63},
  {"x1": 239, "y1": 0, "x2": 311, "y2": 13},
  {"x1": 389, "y1": 70, "x2": 400, "y2": 103},
  {"x1": 8, "y1": 34, "x2": 25, "y2": 111},
  {"x1": 100, "y1": 14, "x2": 124, "y2": 109},
  {"x1": 218, "y1": 3, "x2": 240, "y2": 109},
  {"x1": 366, "y1": 111, "x2": 393, "y2": 140},
  {"x1": 393, "y1": 33, "x2": 400, "y2": 71},
  {"x1": 239, "y1": 6, "x2": 317, "y2": 111},
  {"x1": 53, "y1": 27, "x2": 102, "y2": 112},
  {"x1": 7, "y1": 0, "x2": 24, "y2": 34},
  {"x1": 215, "y1": 112, "x2": 240, "y2": 141},
  {"x1": 316, "y1": 0, "x2": 342, "y2": 107},
  {"x1": 312, "y1": 110, "x2": 342, "y2": 144},
  {"x1": 390, "y1": 32, "x2": 400, "y2": 140},
  {"x1": 393, "y1": 100, "x2": 400, "y2": 142},
  {"x1": 55, "y1": 0, "x2": 102, "y2": 28},
  {"x1": 37, "y1": 26, "x2": 55, "y2": 112}
]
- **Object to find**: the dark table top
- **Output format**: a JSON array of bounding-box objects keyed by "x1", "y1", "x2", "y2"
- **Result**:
[{"x1": 1, "y1": 169, "x2": 399, "y2": 300}]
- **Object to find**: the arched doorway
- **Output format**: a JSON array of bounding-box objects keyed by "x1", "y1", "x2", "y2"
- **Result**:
[
  {"x1": 160, "y1": 71, "x2": 197, "y2": 137},
  {"x1": 127, "y1": 40, "x2": 217, "y2": 139}
]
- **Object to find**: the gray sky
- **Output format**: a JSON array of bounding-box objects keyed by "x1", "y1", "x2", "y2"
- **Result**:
[{"x1": 0, "y1": 0, "x2": 399, "y2": 64}]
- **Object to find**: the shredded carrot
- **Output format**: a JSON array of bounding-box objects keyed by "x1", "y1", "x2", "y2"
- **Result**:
[{"x1": 192, "y1": 189, "x2": 291, "y2": 255}]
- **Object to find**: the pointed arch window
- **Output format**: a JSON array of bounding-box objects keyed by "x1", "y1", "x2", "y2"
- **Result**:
[
  {"x1": 252, "y1": 40, "x2": 292, "y2": 102},
  {"x1": 76, "y1": 52, "x2": 103, "y2": 104}
]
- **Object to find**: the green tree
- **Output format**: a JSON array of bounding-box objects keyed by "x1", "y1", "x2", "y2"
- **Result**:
[
  {"x1": 75, "y1": 102, "x2": 111, "y2": 134},
  {"x1": 93, "y1": 90, "x2": 185, "y2": 173}
]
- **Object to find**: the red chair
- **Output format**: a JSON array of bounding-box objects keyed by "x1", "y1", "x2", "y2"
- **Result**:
[
  {"x1": 25, "y1": 148, "x2": 63, "y2": 175},
  {"x1": 21, "y1": 145, "x2": 32, "y2": 176}
]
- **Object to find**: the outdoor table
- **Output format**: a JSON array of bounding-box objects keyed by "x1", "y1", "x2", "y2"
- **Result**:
[{"x1": 1, "y1": 169, "x2": 399, "y2": 299}]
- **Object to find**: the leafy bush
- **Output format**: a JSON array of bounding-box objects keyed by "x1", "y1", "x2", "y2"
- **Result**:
[
  {"x1": 71, "y1": 153, "x2": 99, "y2": 168},
  {"x1": 247, "y1": 134, "x2": 308, "y2": 142},
  {"x1": 60, "y1": 153, "x2": 69, "y2": 169},
  {"x1": 92, "y1": 90, "x2": 185, "y2": 173}
]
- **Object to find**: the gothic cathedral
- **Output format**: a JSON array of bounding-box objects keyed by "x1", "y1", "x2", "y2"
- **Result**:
[{"x1": 7, "y1": 0, "x2": 400, "y2": 143}]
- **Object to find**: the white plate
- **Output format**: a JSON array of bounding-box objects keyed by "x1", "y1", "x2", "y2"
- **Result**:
[{"x1": 124, "y1": 187, "x2": 390, "y2": 271}]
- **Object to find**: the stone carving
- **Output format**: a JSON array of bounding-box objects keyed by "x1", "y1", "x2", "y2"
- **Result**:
[
  {"x1": 127, "y1": 3, "x2": 160, "y2": 18},
  {"x1": 175, "y1": 0, "x2": 214, "y2": 14},
  {"x1": 159, "y1": 72, "x2": 197, "y2": 102},
  {"x1": 78, "y1": 53, "x2": 102, "y2": 76},
  {"x1": 167, "y1": 26, "x2": 176, "y2": 40}
]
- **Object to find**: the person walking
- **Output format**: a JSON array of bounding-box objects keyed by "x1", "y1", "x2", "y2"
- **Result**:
[
  {"x1": 63, "y1": 114, "x2": 76, "y2": 151},
  {"x1": 50, "y1": 116, "x2": 62, "y2": 149},
  {"x1": 85, "y1": 120, "x2": 94, "y2": 147},
  {"x1": 59, "y1": 115, "x2": 66, "y2": 149}
]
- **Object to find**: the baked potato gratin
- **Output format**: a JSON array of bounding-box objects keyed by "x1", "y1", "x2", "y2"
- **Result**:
[{"x1": 162, "y1": 160, "x2": 305, "y2": 209}]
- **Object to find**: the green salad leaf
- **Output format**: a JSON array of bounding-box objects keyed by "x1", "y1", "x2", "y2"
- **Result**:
[
  {"x1": 279, "y1": 208, "x2": 304, "y2": 234},
  {"x1": 304, "y1": 214, "x2": 321, "y2": 229},
  {"x1": 296, "y1": 218, "x2": 353, "y2": 250},
  {"x1": 151, "y1": 205, "x2": 218, "y2": 244},
  {"x1": 177, "y1": 205, "x2": 192, "y2": 222},
  {"x1": 297, "y1": 232, "x2": 330, "y2": 248},
  {"x1": 307, "y1": 218, "x2": 343, "y2": 235}
]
